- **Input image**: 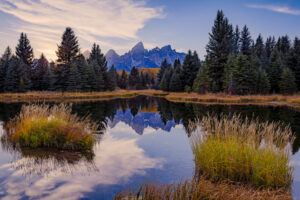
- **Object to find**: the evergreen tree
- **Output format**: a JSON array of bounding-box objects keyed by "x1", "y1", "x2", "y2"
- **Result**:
[
  {"x1": 129, "y1": 67, "x2": 140, "y2": 89},
  {"x1": 288, "y1": 37, "x2": 300, "y2": 90},
  {"x1": 66, "y1": 63, "x2": 81, "y2": 91},
  {"x1": 107, "y1": 65, "x2": 117, "y2": 91},
  {"x1": 0, "y1": 47, "x2": 11, "y2": 92},
  {"x1": 233, "y1": 25, "x2": 240, "y2": 55},
  {"x1": 160, "y1": 68, "x2": 173, "y2": 91},
  {"x1": 75, "y1": 55, "x2": 90, "y2": 91},
  {"x1": 89, "y1": 60, "x2": 105, "y2": 91},
  {"x1": 32, "y1": 54, "x2": 49, "y2": 91},
  {"x1": 232, "y1": 54, "x2": 256, "y2": 94},
  {"x1": 269, "y1": 48, "x2": 284, "y2": 93},
  {"x1": 181, "y1": 50, "x2": 201, "y2": 88},
  {"x1": 256, "y1": 67, "x2": 270, "y2": 94},
  {"x1": 240, "y1": 25, "x2": 252, "y2": 57},
  {"x1": 169, "y1": 60, "x2": 183, "y2": 92},
  {"x1": 193, "y1": 64, "x2": 211, "y2": 94},
  {"x1": 222, "y1": 54, "x2": 236, "y2": 93},
  {"x1": 88, "y1": 43, "x2": 108, "y2": 89},
  {"x1": 2, "y1": 46, "x2": 12, "y2": 61},
  {"x1": 206, "y1": 10, "x2": 234, "y2": 92},
  {"x1": 118, "y1": 70, "x2": 128, "y2": 89},
  {"x1": 4, "y1": 56, "x2": 20, "y2": 92},
  {"x1": 279, "y1": 68, "x2": 297, "y2": 94},
  {"x1": 265, "y1": 36, "x2": 276, "y2": 59},
  {"x1": 16, "y1": 33, "x2": 34, "y2": 65},
  {"x1": 157, "y1": 59, "x2": 171, "y2": 87},
  {"x1": 56, "y1": 27, "x2": 79, "y2": 64}
]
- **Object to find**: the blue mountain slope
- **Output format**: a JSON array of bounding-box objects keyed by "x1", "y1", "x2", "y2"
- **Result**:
[{"x1": 106, "y1": 42, "x2": 186, "y2": 71}]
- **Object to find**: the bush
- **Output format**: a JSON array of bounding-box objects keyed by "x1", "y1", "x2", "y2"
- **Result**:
[
  {"x1": 190, "y1": 114, "x2": 294, "y2": 188},
  {"x1": 3, "y1": 104, "x2": 98, "y2": 150}
]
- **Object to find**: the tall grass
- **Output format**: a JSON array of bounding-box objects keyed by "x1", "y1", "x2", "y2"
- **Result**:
[
  {"x1": 3, "y1": 104, "x2": 98, "y2": 150},
  {"x1": 190, "y1": 114, "x2": 294, "y2": 188},
  {"x1": 114, "y1": 177, "x2": 291, "y2": 200}
]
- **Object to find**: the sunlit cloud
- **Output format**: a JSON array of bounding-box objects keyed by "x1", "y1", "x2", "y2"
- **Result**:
[
  {"x1": 247, "y1": 4, "x2": 300, "y2": 15},
  {"x1": 0, "y1": 0, "x2": 164, "y2": 60}
]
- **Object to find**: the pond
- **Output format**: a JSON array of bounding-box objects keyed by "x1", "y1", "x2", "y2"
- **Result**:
[{"x1": 0, "y1": 96, "x2": 299, "y2": 199}]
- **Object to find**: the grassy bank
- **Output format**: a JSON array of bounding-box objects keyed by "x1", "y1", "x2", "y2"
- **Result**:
[
  {"x1": 0, "y1": 90, "x2": 299, "y2": 109},
  {"x1": 114, "y1": 115, "x2": 294, "y2": 199},
  {"x1": 2, "y1": 104, "x2": 98, "y2": 150},
  {"x1": 114, "y1": 178, "x2": 291, "y2": 200},
  {"x1": 190, "y1": 114, "x2": 294, "y2": 188}
]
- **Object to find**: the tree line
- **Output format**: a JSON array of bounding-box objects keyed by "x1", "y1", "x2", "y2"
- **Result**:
[
  {"x1": 0, "y1": 28, "x2": 119, "y2": 93},
  {"x1": 157, "y1": 10, "x2": 300, "y2": 95},
  {"x1": 0, "y1": 27, "x2": 156, "y2": 93}
]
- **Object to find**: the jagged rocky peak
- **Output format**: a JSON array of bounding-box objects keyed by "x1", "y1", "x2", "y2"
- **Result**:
[
  {"x1": 131, "y1": 42, "x2": 145, "y2": 53},
  {"x1": 106, "y1": 49, "x2": 119, "y2": 58}
]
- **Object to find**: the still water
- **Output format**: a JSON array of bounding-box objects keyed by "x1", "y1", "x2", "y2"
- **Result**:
[{"x1": 0, "y1": 96, "x2": 299, "y2": 199}]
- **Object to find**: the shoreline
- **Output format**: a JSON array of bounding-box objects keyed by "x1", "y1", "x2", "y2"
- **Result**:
[{"x1": 0, "y1": 90, "x2": 299, "y2": 109}]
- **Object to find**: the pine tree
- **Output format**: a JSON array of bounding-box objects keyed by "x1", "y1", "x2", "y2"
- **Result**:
[
  {"x1": 193, "y1": 64, "x2": 211, "y2": 94},
  {"x1": 32, "y1": 54, "x2": 49, "y2": 90},
  {"x1": 129, "y1": 67, "x2": 140, "y2": 89},
  {"x1": 66, "y1": 63, "x2": 81, "y2": 91},
  {"x1": 268, "y1": 49, "x2": 284, "y2": 93},
  {"x1": 206, "y1": 10, "x2": 234, "y2": 92},
  {"x1": 157, "y1": 59, "x2": 171, "y2": 87},
  {"x1": 89, "y1": 60, "x2": 105, "y2": 91},
  {"x1": 16, "y1": 33, "x2": 34, "y2": 65},
  {"x1": 240, "y1": 25, "x2": 252, "y2": 57},
  {"x1": 118, "y1": 70, "x2": 128, "y2": 89},
  {"x1": 256, "y1": 67, "x2": 270, "y2": 94},
  {"x1": 88, "y1": 43, "x2": 108, "y2": 89},
  {"x1": 181, "y1": 50, "x2": 201, "y2": 88},
  {"x1": 107, "y1": 65, "x2": 117, "y2": 91},
  {"x1": 4, "y1": 56, "x2": 20, "y2": 92},
  {"x1": 169, "y1": 65, "x2": 182, "y2": 92},
  {"x1": 0, "y1": 47, "x2": 11, "y2": 92},
  {"x1": 288, "y1": 37, "x2": 300, "y2": 90},
  {"x1": 232, "y1": 54, "x2": 256, "y2": 94},
  {"x1": 56, "y1": 27, "x2": 79, "y2": 65},
  {"x1": 2, "y1": 46, "x2": 12, "y2": 61},
  {"x1": 233, "y1": 25, "x2": 240, "y2": 55},
  {"x1": 279, "y1": 68, "x2": 297, "y2": 94},
  {"x1": 222, "y1": 54, "x2": 236, "y2": 93},
  {"x1": 265, "y1": 36, "x2": 276, "y2": 59}
]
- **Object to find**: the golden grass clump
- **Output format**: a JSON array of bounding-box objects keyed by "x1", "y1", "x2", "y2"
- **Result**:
[
  {"x1": 190, "y1": 114, "x2": 294, "y2": 188},
  {"x1": 4, "y1": 104, "x2": 98, "y2": 150},
  {"x1": 114, "y1": 177, "x2": 292, "y2": 200}
]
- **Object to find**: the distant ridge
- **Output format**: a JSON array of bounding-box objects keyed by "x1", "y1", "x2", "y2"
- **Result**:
[{"x1": 106, "y1": 42, "x2": 186, "y2": 71}]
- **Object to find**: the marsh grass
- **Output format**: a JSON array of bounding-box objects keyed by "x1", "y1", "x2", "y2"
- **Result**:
[
  {"x1": 114, "y1": 177, "x2": 291, "y2": 200},
  {"x1": 3, "y1": 104, "x2": 98, "y2": 150},
  {"x1": 190, "y1": 114, "x2": 294, "y2": 188}
]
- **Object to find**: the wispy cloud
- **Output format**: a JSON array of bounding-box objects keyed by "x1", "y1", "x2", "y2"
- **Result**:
[
  {"x1": 247, "y1": 4, "x2": 300, "y2": 15},
  {"x1": 0, "y1": 0, "x2": 164, "y2": 60}
]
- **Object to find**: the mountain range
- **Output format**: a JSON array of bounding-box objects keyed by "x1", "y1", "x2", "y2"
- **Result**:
[
  {"x1": 104, "y1": 42, "x2": 186, "y2": 71},
  {"x1": 108, "y1": 109, "x2": 177, "y2": 135}
]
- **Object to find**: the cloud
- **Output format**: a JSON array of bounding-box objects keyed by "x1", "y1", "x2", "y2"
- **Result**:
[
  {"x1": 247, "y1": 4, "x2": 300, "y2": 15},
  {"x1": 0, "y1": 0, "x2": 164, "y2": 60}
]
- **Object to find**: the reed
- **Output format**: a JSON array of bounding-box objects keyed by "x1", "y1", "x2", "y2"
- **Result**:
[
  {"x1": 114, "y1": 177, "x2": 292, "y2": 200},
  {"x1": 190, "y1": 114, "x2": 294, "y2": 188},
  {"x1": 3, "y1": 104, "x2": 98, "y2": 150}
]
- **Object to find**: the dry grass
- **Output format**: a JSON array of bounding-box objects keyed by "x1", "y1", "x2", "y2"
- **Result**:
[
  {"x1": 2, "y1": 104, "x2": 98, "y2": 150},
  {"x1": 190, "y1": 114, "x2": 294, "y2": 188},
  {"x1": 0, "y1": 91, "x2": 299, "y2": 109},
  {"x1": 114, "y1": 177, "x2": 292, "y2": 200}
]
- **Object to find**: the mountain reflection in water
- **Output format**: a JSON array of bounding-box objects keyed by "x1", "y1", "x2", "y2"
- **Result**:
[{"x1": 0, "y1": 96, "x2": 299, "y2": 199}]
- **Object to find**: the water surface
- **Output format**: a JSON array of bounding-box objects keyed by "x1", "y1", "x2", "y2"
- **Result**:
[{"x1": 0, "y1": 96, "x2": 299, "y2": 199}]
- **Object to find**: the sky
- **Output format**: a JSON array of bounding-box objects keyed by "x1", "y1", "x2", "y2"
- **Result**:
[{"x1": 0, "y1": 0, "x2": 299, "y2": 61}]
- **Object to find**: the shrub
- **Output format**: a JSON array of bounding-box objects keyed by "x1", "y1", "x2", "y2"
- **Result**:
[
  {"x1": 190, "y1": 114, "x2": 294, "y2": 188},
  {"x1": 3, "y1": 104, "x2": 98, "y2": 150}
]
